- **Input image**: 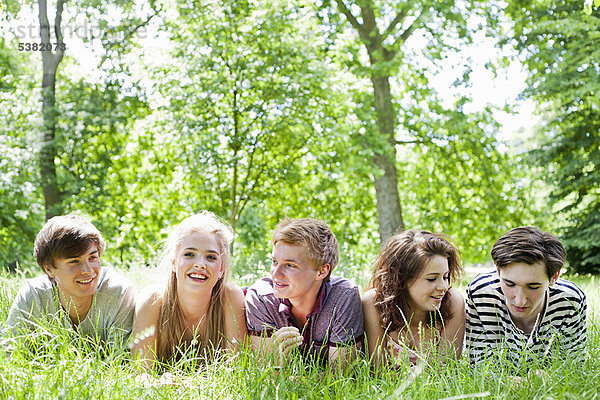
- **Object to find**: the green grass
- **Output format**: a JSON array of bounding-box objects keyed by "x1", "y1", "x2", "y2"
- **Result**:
[{"x1": 1, "y1": 267, "x2": 599, "y2": 399}]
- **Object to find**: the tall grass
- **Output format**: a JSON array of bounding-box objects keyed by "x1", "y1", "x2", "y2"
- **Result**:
[{"x1": 1, "y1": 267, "x2": 599, "y2": 399}]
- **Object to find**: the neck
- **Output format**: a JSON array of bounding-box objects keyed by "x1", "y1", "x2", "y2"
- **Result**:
[
  {"x1": 58, "y1": 291, "x2": 93, "y2": 327},
  {"x1": 289, "y1": 282, "x2": 323, "y2": 327},
  {"x1": 177, "y1": 285, "x2": 213, "y2": 330},
  {"x1": 408, "y1": 309, "x2": 429, "y2": 329}
]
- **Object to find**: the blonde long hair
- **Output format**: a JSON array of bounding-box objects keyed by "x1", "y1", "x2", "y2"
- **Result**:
[{"x1": 156, "y1": 211, "x2": 234, "y2": 363}]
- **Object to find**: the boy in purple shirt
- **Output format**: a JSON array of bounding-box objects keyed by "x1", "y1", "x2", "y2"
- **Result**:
[{"x1": 245, "y1": 218, "x2": 363, "y2": 367}]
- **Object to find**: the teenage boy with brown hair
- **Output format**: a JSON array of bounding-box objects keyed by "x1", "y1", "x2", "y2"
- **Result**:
[
  {"x1": 4, "y1": 214, "x2": 135, "y2": 346},
  {"x1": 245, "y1": 218, "x2": 363, "y2": 367},
  {"x1": 466, "y1": 226, "x2": 587, "y2": 365}
]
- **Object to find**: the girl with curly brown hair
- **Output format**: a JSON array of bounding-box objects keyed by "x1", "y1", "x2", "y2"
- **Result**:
[{"x1": 362, "y1": 229, "x2": 465, "y2": 368}]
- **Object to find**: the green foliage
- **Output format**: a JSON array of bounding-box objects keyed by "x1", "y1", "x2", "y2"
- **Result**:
[
  {"x1": 160, "y1": 0, "x2": 347, "y2": 225},
  {"x1": 0, "y1": 38, "x2": 43, "y2": 269},
  {"x1": 116, "y1": 0, "x2": 384, "y2": 272},
  {"x1": 317, "y1": 0, "x2": 535, "y2": 261},
  {"x1": 399, "y1": 100, "x2": 538, "y2": 261},
  {"x1": 0, "y1": 0, "x2": 589, "y2": 272},
  {"x1": 584, "y1": 0, "x2": 600, "y2": 14},
  {"x1": 0, "y1": 0, "x2": 161, "y2": 269},
  {"x1": 507, "y1": 0, "x2": 600, "y2": 273}
]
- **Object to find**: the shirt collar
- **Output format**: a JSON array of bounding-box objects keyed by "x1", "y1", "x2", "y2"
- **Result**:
[{"x1": 277, "y1": 279, "x2": 330, "y2": 317}]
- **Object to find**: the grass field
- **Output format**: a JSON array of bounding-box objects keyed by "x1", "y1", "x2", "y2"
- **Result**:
[{"x1": 1, "y1": 265, "x2": 598, "y2": 399}]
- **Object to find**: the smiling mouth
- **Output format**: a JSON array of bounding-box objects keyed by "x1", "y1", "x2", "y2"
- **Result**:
[
  {"x1": 188, "y1": 272, "x2": 209, "y2": 282},
  {"x1": 77, "y1": 277, "x2": 96, "y2": 285},
  {"x1": 273, "y1": 281, "x2": 288, "y2": 289}
]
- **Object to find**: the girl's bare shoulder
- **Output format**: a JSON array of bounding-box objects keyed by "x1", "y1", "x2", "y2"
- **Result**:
[
  {"x1": 136, "y1": 285, "x2": 164, "y2": 312},
  {"x1": 447, "y1": 287, "x2": 465, "y2": 314},
  {"x1": 362, "y1": 288, "x2": 376, "y2": 303},
  {"x1": 222, "y1": 282, "x2": 245, "y2": 308}
]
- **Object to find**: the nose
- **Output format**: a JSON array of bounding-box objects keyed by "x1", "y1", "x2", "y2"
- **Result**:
[
  {"x1": 271, "y1": 263, "x2": 283, "y2": 278},
  {"x1": 81, "y1": 260, "x2": 94, "y2": 274},
  {"x1": 514, "y1": 287, "x2": 527, "y2": 306},
  {"x1": 437, "y1": 279, "x2": 449, "y2": 291}
]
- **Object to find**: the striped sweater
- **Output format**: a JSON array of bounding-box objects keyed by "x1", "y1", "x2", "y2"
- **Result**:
[{"x1": 465, "y1": 271, "x2": 587, "y2": 366}]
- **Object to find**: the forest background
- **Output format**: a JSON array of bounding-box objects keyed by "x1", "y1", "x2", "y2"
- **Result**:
[
  {"x1": 0, "y1": 0, "x2": 599, "y2": 398},
  {"x1": 0, "y1": 0, "x2": 599, "y2": 286}
]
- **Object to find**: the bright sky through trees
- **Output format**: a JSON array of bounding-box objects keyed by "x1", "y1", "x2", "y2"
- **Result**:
[{"x1": 2, "y1": 4, "x2": 535, "y2": 149}]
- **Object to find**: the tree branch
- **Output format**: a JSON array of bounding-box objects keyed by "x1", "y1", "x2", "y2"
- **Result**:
[
  {"x1": 54, "y1": 0, "x2": 66, "y2": 61},
  {"x1": 237, "y1": 131, "x2": 264, "y2": 209},
  {"x1": 99, "y1": 7, "x2": 160, "y2": 66},
  {"x1": 236, "y1": 147, "x2": 310, "y2": 222},
  {"x1": 211, "y1": 149, "x2": 228, "y2": 217},
  {"x1": 393, "y1": 7, "x2": 428, "y2": 48},
  {"x1": 395, "y1": 139, "x2": 422, "y2": 145},
  {"x1": 335, "y1": 0, "x2": 369, "y2": 42},
  {"x1": 381, "y1": 0, "x2": 420, "y2": 42},
  {"x1": 38, "y1": 0, "x2": 50, "y2": 45},
  {"x1": 382, "y1": 10, "x2": 406, "y2": 42}
]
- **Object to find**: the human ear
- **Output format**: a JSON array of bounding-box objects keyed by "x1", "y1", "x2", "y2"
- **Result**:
[
  {"x1": 317, "y1": 264, "x2": 330, "y2": 280},
  {"x1": 44, "y1": 265, "x2": 55, "y2": 279},
  {"x1": 549, "y1": 270, "x2": 560, "y2": 286}
]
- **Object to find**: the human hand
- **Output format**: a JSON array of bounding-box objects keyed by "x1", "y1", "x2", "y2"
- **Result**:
[
  {"x1": 134, "y1": 372, "x2": 155, "y2": 388},
  {"x1": 159, "y1": 372, "x2": 178, "y2": 385},
  {"x1": 271, "y1": 326, "x2": 303, "y2": 365},
  {"x1": 390, "y1": 339, "x2": 421, "y2": 367}
]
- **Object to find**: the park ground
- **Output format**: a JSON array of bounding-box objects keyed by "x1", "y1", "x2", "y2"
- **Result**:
[{"x1": 0, "y1": 265, "x2": 598, "y2": 399}]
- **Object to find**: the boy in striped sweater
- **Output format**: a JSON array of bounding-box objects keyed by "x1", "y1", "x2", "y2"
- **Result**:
[{"x1": 465, "y1": 226, "x2": 587, "y2": 366}]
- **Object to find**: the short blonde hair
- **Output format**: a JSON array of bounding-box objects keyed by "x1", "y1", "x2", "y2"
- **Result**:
[{"x1": 272, "y1": 218, "x2": 339, "y2": 281}]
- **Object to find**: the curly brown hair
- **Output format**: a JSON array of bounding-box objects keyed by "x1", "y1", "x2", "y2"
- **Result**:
[{"x1": 368, "y1": 230, "x2": 463, "y2": 332}]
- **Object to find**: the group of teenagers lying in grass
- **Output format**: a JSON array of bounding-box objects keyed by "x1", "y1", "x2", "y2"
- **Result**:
[{"x1": 3, "y1": 213, "x2": 587, "y2": 376}]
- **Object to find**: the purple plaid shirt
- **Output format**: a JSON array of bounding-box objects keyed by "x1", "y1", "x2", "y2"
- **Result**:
[{"x1": 245, "y1": 276, "x2": 364, "y2": 363}]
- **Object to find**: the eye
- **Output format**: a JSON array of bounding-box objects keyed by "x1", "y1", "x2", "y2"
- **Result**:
[
  {"x1": 528, "y1": 285, "x2": 541, "y2": 290},
  {"x1": 285, "y1": 264, "x2": 296, "y2": 269},
  {"x1": 183, "y1": 252, "x2": 195, "y2": 257},
  {"x1": 504, "y1": 282, "x2": 515, "y2": 287},
  {"x1": 207, "y1": 254, "x2": 218, "y2": 261},
  {"x1": 89, "y1": 255, "x2": 98, "y2": 261},
  {"x1": 69, "y1": 259, "x2": 79, "y2": 264},
  {"x1": 426, "y1": 278, "x2": 436, "y2": 282},
  {"x1": 443, "y1": 274, "x2": 450, "y2": 281}
]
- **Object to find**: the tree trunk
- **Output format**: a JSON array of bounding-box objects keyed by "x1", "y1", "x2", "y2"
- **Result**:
[
  {"x1": 371, "y1": 74, "x2": 405, "y2": 242},
  {"x1": 40, "y1": 71, "x2": 61, "y2": 219},
  {"x1": 334, "y1": 0, "x2": 407, "y2": 244},
  {"x1": 38, "y1": 0, "x2": 65, "y2": 220}
]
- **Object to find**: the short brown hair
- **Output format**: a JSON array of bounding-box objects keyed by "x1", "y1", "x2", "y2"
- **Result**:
[
  {"x1": 491, "y1": 226, "x2": 565, "y2": 278},
  {"x1": 33, "y1": 214, "x2": 106, "y2": 272},
  {"x1": 272, "y1": 218, "x2": 339, "y2": 281},
  {"x1": 369, "y1": 230, "x2": 463, "y2": 331}
]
